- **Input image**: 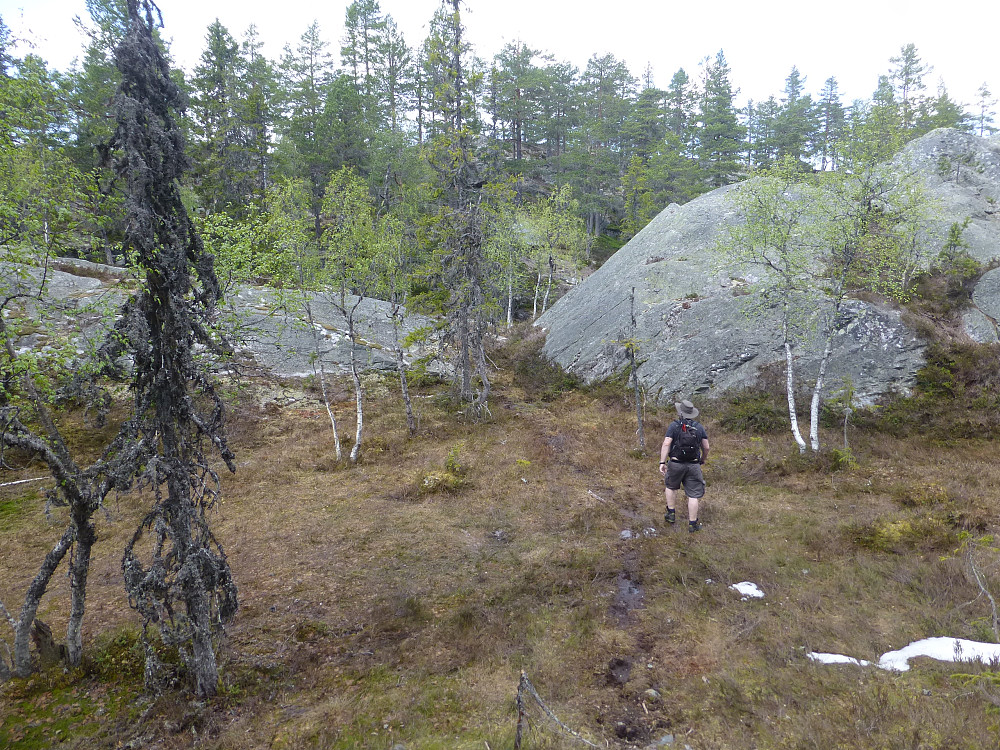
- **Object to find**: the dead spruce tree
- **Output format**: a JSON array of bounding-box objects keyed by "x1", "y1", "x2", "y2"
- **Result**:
[{"x1": 109, "y1": 0, "x2": 237, "y2": 699}]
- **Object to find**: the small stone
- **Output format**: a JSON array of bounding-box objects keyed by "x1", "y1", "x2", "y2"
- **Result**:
[
  {"x1": 643, "y1": 688, "x2": 662, "y2": 704},
  {"x1": 620, "y1": 530, "x2": 634, "y2": 540}
]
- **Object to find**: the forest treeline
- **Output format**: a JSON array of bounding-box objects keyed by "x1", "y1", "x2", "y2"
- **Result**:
[{"x1": 2, "y1": 0, "x2": 997, "y2": 274}]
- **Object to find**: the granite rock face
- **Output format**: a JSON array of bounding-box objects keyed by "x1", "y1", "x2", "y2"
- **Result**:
[
  {"x1": 223, "y1": 287, "x2": 443, "y2": 378},
  {"x1": 898, "y1": 129, "x2": 1000, "y2": 263},
  {"x1": 538, "y1": 129, "x2": 1000, "y2": 405},
  {"x1": 3, "y1": 265, "x2": 441, "y2": 379}
]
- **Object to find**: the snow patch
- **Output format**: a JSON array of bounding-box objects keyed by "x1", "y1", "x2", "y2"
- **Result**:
[
  {"x1": 807, "y1": 652, "x2": 872, "y2": 667},
  {"x1": 729, "y1": 581, "x2": 765, "y2": 600},
  {"x1": 809, "y1": 637, "x2": 1000, "y2": 672},
  {"x1": 878, "y1": 637, "x2": 1000, "y2": 672}
]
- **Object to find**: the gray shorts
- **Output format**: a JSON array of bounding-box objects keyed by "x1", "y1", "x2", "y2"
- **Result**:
[{"x1": 665, "y1": 461, "x2": 705, "y2": 499}]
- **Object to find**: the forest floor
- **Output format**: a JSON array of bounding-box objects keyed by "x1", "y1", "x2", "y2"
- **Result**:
[{"x1": 2, "y1": 332, "x2": 1000, "y2": 749}]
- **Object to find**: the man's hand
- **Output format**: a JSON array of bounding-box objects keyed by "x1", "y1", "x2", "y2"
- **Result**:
[{"x1": 659, "y1": 461, "x2": 667, "y2": 476}]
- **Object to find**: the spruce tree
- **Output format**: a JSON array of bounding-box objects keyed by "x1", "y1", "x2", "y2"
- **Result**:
[
  {"x1": 816, "y1": 77, "x2": 845, "y2": 171},
  {"x1": 109, "y1": 0, "x2": 237, "y2": 698},
  {"x1": 773, "y1": 66, "x2": 816, "y2": 168},
  {"x1": 697, "y1": 51, "x2": 743, "y2": 187}
]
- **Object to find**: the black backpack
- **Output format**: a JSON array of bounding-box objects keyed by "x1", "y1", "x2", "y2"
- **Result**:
[{"x1": 670, "y1": 419, "x2": 701, "y2": 463}]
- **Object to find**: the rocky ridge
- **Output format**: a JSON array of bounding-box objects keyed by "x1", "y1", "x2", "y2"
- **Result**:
[{"x1": 537, "y1": 129, "x2": 1000, "y2": 404}]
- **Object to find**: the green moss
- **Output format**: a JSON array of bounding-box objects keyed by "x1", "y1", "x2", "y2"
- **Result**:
[
  {"x1": 847, "y1": 514, "x2": 956, "y2": 553},
  {"x1": 0, "y1": 493, "x2": 35, "y2": 531},
  {"x1": 83, "y1": 626, "x2": 145, "y2": 684}
]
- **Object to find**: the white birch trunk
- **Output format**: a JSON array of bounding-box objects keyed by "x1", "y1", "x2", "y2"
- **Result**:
[
  {"x1": 783, "y1": 321, "x2": 808, "y2": 453},
  {"x1": 306, "y1": 301, "x2": 341, "y2": 460},
  {"x1": 541, "y1": 256, "x2": 554, "y2": 314},
  {"x1": 390, "y1": 305, "x2": 417, "y2": 436},
  {"x1": 506, "y1": 274, "x2": 514, "y2": 329},
  {"x1": 532, "y1": 272, "x2": 541, "y2": 319},
  {"x1": 348, "y1": 307, "x2": 364, "y2": 463},
  {"x1": 809, "y1": 334, "x2": 836, "y2": 452}
]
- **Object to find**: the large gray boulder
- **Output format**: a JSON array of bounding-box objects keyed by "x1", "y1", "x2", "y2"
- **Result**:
[{"x1": 538, "y1": 129, "x2": 1000, "y2": 405}]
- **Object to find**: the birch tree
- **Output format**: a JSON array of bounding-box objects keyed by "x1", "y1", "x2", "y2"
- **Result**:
[
  {"x1": 717, "y1": 159, "x2": 817, "y2": 452},
  {"x1": 525, "y1": 184, "x2": 586, "y2": 319},
  {"x1": 320, "y1": 167, "x2": 380, "y2": 463},
  {"x1": 720, "y1": 149, "x2": 932, "y2": 452}
]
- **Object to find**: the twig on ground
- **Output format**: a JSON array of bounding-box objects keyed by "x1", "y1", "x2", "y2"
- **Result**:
[{"x1": 515, "y1": 671, "x2": 602, "y2": 748}]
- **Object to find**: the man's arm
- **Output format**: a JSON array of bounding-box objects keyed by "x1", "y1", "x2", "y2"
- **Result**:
[
  {"x1": 659, "y1": 436, "x2": 672, "y2": 474},
  {"x1": 700, "y1": 438, "x2": 710, "y2": 464}
]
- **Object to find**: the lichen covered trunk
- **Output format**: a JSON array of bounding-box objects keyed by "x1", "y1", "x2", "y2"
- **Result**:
[
  {"x1": 12, "y1": 526, "x2": 75, "y2": 677},
  {"x1": 66, "y1": 516, "x2": 96, "y2": 667}
]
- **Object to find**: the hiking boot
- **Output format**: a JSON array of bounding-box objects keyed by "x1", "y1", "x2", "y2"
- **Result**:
[
  {"x1": 689, "y1": 520, "x2": 702, "y2": 533},
  {"x1": 665, "y1": 508, "x2": 676, "y2": 525}
]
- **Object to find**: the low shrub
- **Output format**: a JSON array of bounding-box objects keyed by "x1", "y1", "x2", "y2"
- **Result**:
[
  {"x1": 717, "y1": 389, "x2": 788, "y2": 434},
  {"x1": 847, "y1": 514, "x2": 956, "y2": 553},
  {"x1": 855, "y1": 342, "x2": 1000, "y2": 438},
  {"x1": 495, "y1": 327, "x2": 580, "y2": 401}
]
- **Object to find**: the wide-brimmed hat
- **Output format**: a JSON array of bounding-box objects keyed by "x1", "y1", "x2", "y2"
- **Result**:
[{"x1": 675, "y1": 399, "x2": 699, "y2": 419}]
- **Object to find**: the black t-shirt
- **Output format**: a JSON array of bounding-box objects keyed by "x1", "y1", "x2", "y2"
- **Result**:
[{"x1": 665, "y1": 419, "x2": 708, "y2": 462}]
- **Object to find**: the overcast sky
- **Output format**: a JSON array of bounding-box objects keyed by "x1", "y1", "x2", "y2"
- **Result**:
[{"x1": 2, "y1": 0, "x2": 997, "y2": 111}]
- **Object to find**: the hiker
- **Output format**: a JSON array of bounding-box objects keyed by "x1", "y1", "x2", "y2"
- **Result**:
[{"x1": 659, "y1": 399, "x2": 710, "y2": 532}]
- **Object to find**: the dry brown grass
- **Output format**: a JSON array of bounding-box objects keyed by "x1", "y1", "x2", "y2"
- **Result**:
[{"x1": 2, "y1": 359, "x2": 1000, "y2": 749}]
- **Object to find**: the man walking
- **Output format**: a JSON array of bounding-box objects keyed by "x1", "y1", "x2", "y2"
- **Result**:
[{"x1": 659, "y1": 399, "x2": 710, "y2": 532}]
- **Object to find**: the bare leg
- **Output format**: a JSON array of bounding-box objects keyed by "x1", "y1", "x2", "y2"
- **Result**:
[
  {"x1": 665, "y1": 486, "x2": 676, "y2": 511},
  {"x1": 689, "y1": 496, "x2": 700, "y2": 522}
]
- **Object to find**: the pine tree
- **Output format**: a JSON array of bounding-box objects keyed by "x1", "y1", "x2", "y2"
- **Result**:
[
  {"x1": 489, "y1": 40, "x2": 547, "y2": 161},
  {"x1": 816, "y1": 77, "x2": 845, "y2": 171},
  {"x1": 773, "y1": 66, "x2": 817, "y2": 168},
  {"x1": 974, "y1": 83, "x2": 997, "y2": 137},
  {"x1": 378, "y1": 16, "x2": 413, "y2": 132},
  {"x1": 889, "y1": 43, "x2": 930, "y2": 136},
  {"x1": 189, "y1": 19, "x2": 244, "y2": 214},
  {"x1": 920, "y1": 80, "x2": 970, "y2": 134},
  {"x1": 235, "y1": 25, "x2": 277, "y2": 207},
  {"x1": 664, "y1": 67, "x2": 698, "y2": 147},
  {"x1": 622, "y1": 84, "x2": 667, "y2": 160},
  {"x1": 277, "y1": 21, "x2": 342, "y2": 237},
  {"x1": 744, "y1": 95, "x2": 780, "y2": 169},
  {"x1": 536, "y1": 59, "x2": 579, "y2": 162}
]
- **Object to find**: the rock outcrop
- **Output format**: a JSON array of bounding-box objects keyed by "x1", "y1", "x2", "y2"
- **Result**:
[
  {"x1": 1, "y1": 264, "x2": 442, "y2": 379},
  {"x1": 538, "y1": 129, "x2": 1000, "y2": 404}
]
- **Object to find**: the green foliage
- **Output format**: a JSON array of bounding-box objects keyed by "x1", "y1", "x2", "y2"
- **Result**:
[
  {"x1": 444, "y1": 444, "x2": 465, "y2": 476},
  {"x1": 830, "y1": 447, "x2": 858, "y2": 471},
  {"x1": 856, "y1": 341, "x2": 1000, "y2": 437},
  {"x1": 196, "y1": 209, "x2": 266, "y2": 289},
  {"x1": 718, "y1": 389, "x2": 788, "y2": 434},
  {"x1": 590, "y1": 233, "x2": 626, "y2": 267},
  {"x1": 404, "y1": 355, "x2": 443, "y2": 388},
  {"x1": 0, "y1": 492, "x2": 36, "y2": 531},
  {"x1": 494, "y1": 330, "x2": 580, "y2": 402},
  {"x1": 906, "y1": 217, "x2": 981, "y2": 319},
  {"x1": 418, "y1": 445, "x2": 467, "y2": 495}
]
